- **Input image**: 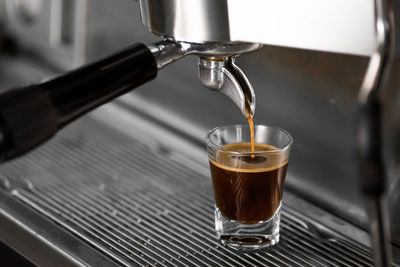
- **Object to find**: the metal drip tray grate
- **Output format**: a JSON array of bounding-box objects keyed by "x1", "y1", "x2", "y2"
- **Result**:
[
  {"x1": 0, "y1": 112, "x2": 376, "y2": 266},
  {"x1": 10, "y1": 184, "x2": 374, "y2": 267}
]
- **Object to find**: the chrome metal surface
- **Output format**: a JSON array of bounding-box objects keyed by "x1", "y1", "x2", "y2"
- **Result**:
[
  {"x1": 139, "y1": 0, "x2": 375, "y2": 56},
  {"x1": 3, "y1": 0, "x2": 88, "y2": 70},
  {"x1": 367, "y1": 197, "x2": 392, "y2": 267},
  {"x1": 147, "y1": 41, "x2": 187, "y2": 69},
  {"x1": 5, "y1": 0, "x2": 42, "y2": 23},
  {"x1": 148, "y1": 39, "x2": 259, "y2": 117},
  {"x1": 356, "y1": 0, "x2": 394, "y2": 264},
  {"x1": 0, "y1": 102, "x2": 391, "y2": 266},
  {"x1": 358, "y1": 0, "x2": 394, "y2": 103},
  {"x1": 186, "y1": 42, "x2": 262, "y2": 57},
  {"x1": 199, "y1": 57, "x2": 255, "y2": 118},
  {"x1": 148, "y1": 40, "x2": 262, "y2": 69},
  {"x1": 139, "y1": 0, "x2": 232, "y2": 44},
  {"x1": 0, "y1": 188, "x2": 120, "y2": 267}
]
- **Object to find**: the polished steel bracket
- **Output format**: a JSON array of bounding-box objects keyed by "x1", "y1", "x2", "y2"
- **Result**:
[{"x1": 357, "y1": 0, "x2": 394, "y2": 265}]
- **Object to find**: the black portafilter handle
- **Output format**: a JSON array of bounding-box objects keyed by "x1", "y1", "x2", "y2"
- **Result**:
[{"x1": 0, "y1": 43, "x2": 157, "y2": 162}]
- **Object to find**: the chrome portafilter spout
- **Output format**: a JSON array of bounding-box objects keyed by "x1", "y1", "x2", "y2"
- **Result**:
[
  {"x1": 148, "y1": 40, "x2": 260, "y2": 118},
  {"x1": 140, "y1": 0, "x2": 262, "y2": 119},
  {"x1": 198, "y1": 56, "x2": 255, "y2": 119}
]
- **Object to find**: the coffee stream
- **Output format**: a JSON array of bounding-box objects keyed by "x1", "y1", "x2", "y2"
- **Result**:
[
  {"x1": 244, "y1": 88, "x2": 255, "y2": 154},
  {"x1": 247, "y1": 115, "x2": 255, "y2": 154}
]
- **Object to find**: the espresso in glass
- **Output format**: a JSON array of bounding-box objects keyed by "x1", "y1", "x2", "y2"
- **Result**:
[
  {"x1": 210, "y1": 143, "x2": 287, "y2": 223},
  {"x1": 210, "y1": 143, "x2": 288, "y2": 223},
  {"x1": 206, "y1": 125, "x2": 292, "y2": 250}
]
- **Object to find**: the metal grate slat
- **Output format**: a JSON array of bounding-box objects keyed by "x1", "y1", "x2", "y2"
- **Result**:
[
  {"x1": 54, "y1": 183, "x2": 228, "y2": 267},
  {"x1": 13, "y1": 190, "x2": 140, "y2": 266},
  {"x1": 137, "y1": 191, "x2": 269, "y2": 266},
  {"x1": 51, "y1": 183, "x2": 214, "y2": 266},
  {"x1": 282, "y1": 218, "x2": 372, "y2": 266},
  {"x1": 38, "y1": 186, "x2": 182, "y2": 266},
  {"x1": 282, "y1": 221, "x2": 363, "y2": 266}
]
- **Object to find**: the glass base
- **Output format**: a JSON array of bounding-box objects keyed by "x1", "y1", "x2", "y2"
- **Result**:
[{"x1": 215, "y1": 205, "x2": 281, "y2": 250}]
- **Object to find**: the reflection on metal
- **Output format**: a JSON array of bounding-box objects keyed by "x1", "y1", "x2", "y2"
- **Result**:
[
  {"x1": 199, "y1": 57, "x2": 255, "y2": 118},
  {"x1": 147, "y1": 40, "x2": 262, "y2": 69},
  {"x1": 357, "y1": 0, "x2": 394, "y2": 265},
  {"x1": 72, "y1": 0, "x2": 87, "y2": 67},
  {"x1": 147, "y1": 41, "x2": 188, "y2": 69},
  {"x1": 148, "y1": 40, "x2": 260, "y2": 117},
  {"x1": 50, "y1": 0, "x2": 73, "y2": 46},
  {"x1": 139, "y1": 0, "x2": 375, "y2": 56},
  {"x1": 4, "y1": 0, "x2": 42, "y2": 23},
  {"x1": 49, "y1": 0, "x2": 88, "y2": 67}
]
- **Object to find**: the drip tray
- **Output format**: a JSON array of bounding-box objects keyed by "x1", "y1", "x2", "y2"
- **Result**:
[{"x1": 0, "y1": 104, "x2": 384, "y2": 266}]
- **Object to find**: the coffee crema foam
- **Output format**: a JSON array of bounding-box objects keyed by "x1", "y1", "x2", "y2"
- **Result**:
[{"x1": 212, "y1": 143, "x2": 287, "y2": 171}]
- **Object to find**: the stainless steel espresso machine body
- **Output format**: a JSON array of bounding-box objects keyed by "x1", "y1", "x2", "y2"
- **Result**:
[
  {"x1": 142, "y1": 1, "x2": 397, "y2": 264},
  {"x1": 0, "y1": 0, "x2": 399, "y2": 266}
]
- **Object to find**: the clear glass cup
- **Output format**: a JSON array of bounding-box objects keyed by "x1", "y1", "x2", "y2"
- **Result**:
[{"x1": 206, "y1": 124, "x2": 293, "y2": 250}]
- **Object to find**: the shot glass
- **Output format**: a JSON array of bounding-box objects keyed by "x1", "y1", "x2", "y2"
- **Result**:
[{"x1": 206, "y1": 124, "x2": 293, "y2": 250}]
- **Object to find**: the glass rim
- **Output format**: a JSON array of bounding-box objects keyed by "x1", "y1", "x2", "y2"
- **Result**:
[{"x1": 206, "y1": 124, "x2": 293, "y2": 155}]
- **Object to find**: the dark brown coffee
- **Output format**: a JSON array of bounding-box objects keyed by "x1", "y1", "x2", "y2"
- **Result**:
[{"x1": 209, "y1": 142, "x2": 288, "y2": 224}]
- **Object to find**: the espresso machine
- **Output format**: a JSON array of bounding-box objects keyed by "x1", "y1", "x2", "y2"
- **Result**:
[{"x1": 0, "y1": 0, "x2": 399, "y2": 266}]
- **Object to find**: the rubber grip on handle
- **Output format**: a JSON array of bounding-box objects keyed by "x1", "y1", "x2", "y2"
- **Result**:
[
  {"x1": 0, "y1": 43, "x2": 157, "y2": 162},
  {"x1": 0, "y1": 85, "x2": 57, "y2": 160}
]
